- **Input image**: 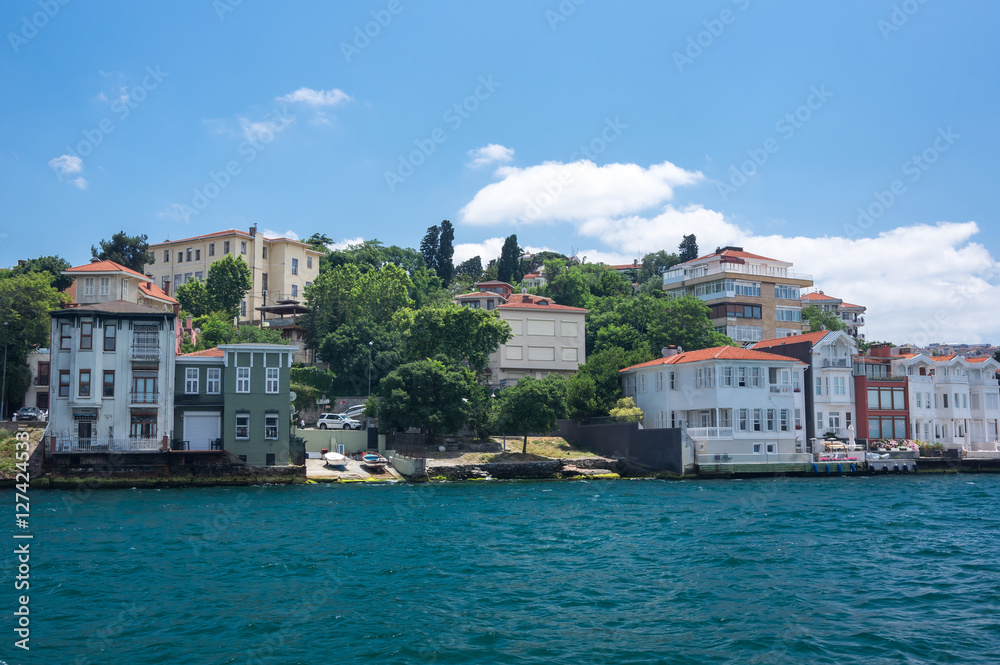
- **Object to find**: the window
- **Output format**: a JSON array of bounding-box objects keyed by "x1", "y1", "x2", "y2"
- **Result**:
[
  {"x1": 224, "y1": 240, "x2": 231, "y2": 254},
  {"x1": 766, "y1": 443, "x2": 777, "y2": 454},
  {"x1": 163, "y1": 250, "x2": 170, "y2": 262},
  {"x1": 815, "y1": 377, "x2": 822, "y2": 396},
  {"x1": 766, "y1": 409, "x2": 775, "y2": 431},
  {"x1": 266, "y1": 367, "x2": 279, "y2": 393},
  {"x1": 753, "y1": 443, "x2": 762, "y2": 454},
  {"x1": 209, "y1": 243, "x2": 215, "y2": 257},
  {"x1": 696, "y1": 367, "x2": 714, "y2": 389},
  {"x1": 817, "y1": 411, "x2": 824, "y2": 428},
  {"x1": 83, "y1": 278, "x2": 95, "y2": 296},
  {"x1": 750, "y1": 367, "x2": 762, "y2": 388},
  {"x1": 177, "y1": 252, "x2": 183, "y2": 263},
  {"x1": 833, "y1": 376, "x2": 846, "y2": 395},
  {"x1": 237, "y1": 367, "x2": 250, "y2": 393},
  {"x1": 669, "y1": 371, "x2": 676, "y2": 390},
  {"x1": 104, "y1": 322, "x2": 116, "y2": 351},
  {"x1": 752, "y1": 408, "x2": 762, "y2": 431},
  {"x1": 265, "y1": 414, "x2": 278, "y2": 440},
  {"x1": 291, "y1": 258, "x2": 299, "y2": 275},
  {"x1": 195, "y1": 271, "x2": 203, "y2": 281},
  {"x1": 775, "y1": 284, "x2": 800, "y2": 300},
  {"x1": 307, "y1": 256, "x2": 313, "y2": 269},
  {"x1": 795, "y1": 408, "x2": 802, "y2": 429},
  {"x1": 775, "y1": 307, "x2": 801, "y2": 322},
  {"x1": 207, "y1": 368, "x2": 221, "y2": 394},
  {"x1": 942, "y1": 393, "x2": 949, "y2": 408},
  {"x1": 121, "y1": 279, "x2": 128, "y2": 300},
  {"x1": 655, "y1": 372, "x2": 664, "y2": 392},
  {"x1": 195, "y1": 249, "x2": 201, "y2": 261},
  {"x1": 291, "y1": 284, "x2": 298, "y2": 298},
  {"x1": 60, "y1": 323, "x2": 73, "y2": 350},
  {"x1": 185, "y1": 368, "x2": 199, "y2": 394},
  {"x1": 235, "y1": 414, "x2": 250, "y2": 440},
  {"x1": 262, "y1": 246, "x2": 268, "y2": 259},
  {"x1": 37, "y1": 362, "x2": 50, "y2": 386},
  {"x1": 637, "y1": 374, "x2": 647, "y2": 394},
  {"x1": 185, "y1": 248, "x2": 192, "y2": 262},
  {"x1": 738, "y1": 409, "x2": 749, "y2": 431},
  {"x1": 59, "y1": 370, "x2": 70, "y2": 397},
  {"x1": 130, "y1": 414, "x2": 157, "y2": 440},
  {"x1": 174, "y1": 273, "x2": 182, "y2": 288},
  {"x1": 103, "y1": 371, "x2": 115, "y2": 397},
  {"x1": 79, "y1": 369, "x2": 91, "y2": 397},
  {"x1": 240, "y1": 241, "x2": 247, "y2": 254},
  {"x1": 184, "y1": 272, "x2": 193, "y2": 283},
  {"x1": 780, "y1": 409, "x2": 789, "y2": 431},
  {"x1": 829, "y1": 412, "x2": 841, "y2": 428},
  {"x1": 737, "y1": 367, "x2": 747, "y2": 387},
  {"x1": 80, "y1": 321, "x2": 93, "y2": 350},
  {"x1": 131, "y1": 373, "x2": 158, "y2": 403},
  {"x1": 240, "y1": 301, "x2": 247, "y2": 317},
  {"x1": 720, "y1": 409, "x2": 732, "y2": 428},
  {"x1": 722, "y1": 366, "x2": 734, "y2": 387}
]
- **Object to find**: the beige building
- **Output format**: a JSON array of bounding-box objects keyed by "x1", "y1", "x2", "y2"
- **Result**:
[
  {"x1": 491, "y1": 293, "x2": 588, "y2": 387},
  {"x1": 663, "y1": 246, "x2": 814, "y2": 344},
  {"x1": 146, "y1": 225, "x2": 323, "y2": 323}
]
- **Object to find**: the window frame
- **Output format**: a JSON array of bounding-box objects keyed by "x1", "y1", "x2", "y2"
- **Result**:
[
  {"x1": 60, "y1": 322, "x2": 73, "y2": 350},
  {"x1": 103, "y1": 370, "x2": 115, "y2": 397},
  {"x1": 236, "y1": 367, "x2": 251, "y2": 393},
  {"x1": 58, "y1": 370, "x2": 70, "y2": 397},
  {"x1": 206, "y1": 367, "x2": 221, "y2": 394},
  {"x1": 265, "y1": 413, "x2": 279, "y2": 440},
  {"x1": 185, "y1": 368, "x2": 199, "y2": 395},
  {"x1": 291, "y1": 258, "x2": 299, "y2": 275},
  {"x1": 235, "y1": 413, "x2": 250, "y2": 440},
  {"x1": 79, "y1": 369, "x2": 91, "y2": 397},
  {"x1": 265, "y1": 367, "x2": 279, "y2": 394},
  {"x1": 80, "y1": 321, "x2": 93, "y2": 350},
  {"x1": 104, "y1": 322, "x2": 116, "y2": 351}
]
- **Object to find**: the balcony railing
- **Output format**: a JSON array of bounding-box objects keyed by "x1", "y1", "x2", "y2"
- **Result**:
[
  {"x1": 130, "y1": 345, "x2": 161, "y2": 361},
  {"x1": 663, "y1": 263, "x2": 813, "y2": 285},
  {"x1": 129, "y1": 391, "x2": 159, "y2": 405},
  {"x1": 54, "y1": 437, "x2": 162, "y2": 453},
  {"x1": 696, "y1": 453, "x2": 813, "y2": 465},
  {"x1": 686, "y1": 427, "x2": 735, "y2": 440},
  {"x1": 822, "y1": 359, "x2": 849, "y2": 368},
  {"x1": 769, "y1": 385, "x2": 794, "y2": 394}
]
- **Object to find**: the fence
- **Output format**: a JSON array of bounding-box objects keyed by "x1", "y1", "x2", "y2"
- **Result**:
[
  {"x1": 54, "y1": 437, "x2": 163, "y2": 453},
  {"x1": 696, "y1": 452, "x2": 813, "y2": 465}
]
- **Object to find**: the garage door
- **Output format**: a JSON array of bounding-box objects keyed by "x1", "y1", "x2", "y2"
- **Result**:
[{"x1": 183, "y1": 412, "x2": 221, "y2": 451}]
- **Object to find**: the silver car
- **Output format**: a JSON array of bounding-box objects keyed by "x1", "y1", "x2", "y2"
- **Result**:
[{"x1": 317, "y1": 413, "x2": 362, "y2": 430}]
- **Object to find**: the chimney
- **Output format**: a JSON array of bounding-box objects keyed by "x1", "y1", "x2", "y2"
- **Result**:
[
  {"x1": 870, "y1": 343, "x2": 892, "y2": 358},
  {"x1": 249, "y1": 224, "x2": 257, "y2": 236},
  {"x1": 633, "y1": 259, "x2": 639, "y2": 266},
  {"x1": 521, "y1": 287, "x2": 527, "y2": 294},
  {"x1": 90, "y1": 257, "x2": 101, "y2": 263}
]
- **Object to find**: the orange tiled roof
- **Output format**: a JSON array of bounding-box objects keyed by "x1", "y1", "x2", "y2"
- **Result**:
[
  {"x1": 620, "y1": 346, "x2": 806, "y2": 372},
  {"x1": 932, "y1": 355, "x2": 958, "y2": 362},
  {"x1": 499, "y1": 294, "x2": 588, "y2": 312},
  {"x1": 139, "y1": 281, "x2": 178, "y2": 304},
  {"x1": 801, "y1": 292, "x2": 839, "y2": 301},
  {"x1": 178, "y1": 347, "x2": 224, "y2": 358},
  {"x1": 64, "y1": 260, "x2": 150, "y2": 281},
  {"x1": 838, "y1": 302, "x2": 863, "y2": 309},
  {"x1": 63, "y1": 281, "x2": 77, "y2": 302},
  {"x1": 752, "y1": 330, "x2": 830, "y2": 349},
  {"x1": 897, "y1": 353, "x2": 923, "y2": 359},
  {"x1": 523, "y1": 273, "x2": 540, "y2": 279}
]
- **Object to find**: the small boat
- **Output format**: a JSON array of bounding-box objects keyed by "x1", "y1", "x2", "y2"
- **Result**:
[
  {"x1": 360, "y1": 453, "x2": 387, "y2": 466},
  {"x1": 323, "y1": 451, "x2": 351, "y2": 467}
]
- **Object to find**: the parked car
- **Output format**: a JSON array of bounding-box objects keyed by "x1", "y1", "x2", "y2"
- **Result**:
[
  {"x1": 13, "y1": 406, "x2": 45, "y2": 422},
  {"x1": 317, "y1": 413, "x2": 362, "y2": 430}
]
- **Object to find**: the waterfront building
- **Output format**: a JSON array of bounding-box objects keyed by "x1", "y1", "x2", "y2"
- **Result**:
[
  {"x1": 145, "y1": 225, "x2": 323, "y2": 324},
  {"x1": 174, "y1": 343, "x2": 298, "y2": 465},
  {"x1": 752, "y1": 330, "x2": 858, "y2": 451},
  {"x1": 800, "y1": 291, "x2": 866, "y2": 341},
  {"x1": 662, "y1": 246, "x2": 814, "y2": 344},
  {"x1": 23, "y1": 347, "x2": 50, "y2": 414},
  {"x1": 852, "y1": 344, "x2": 911, "y2": 444},
  {"x1": 619, "y1": 346, "x2": 807, "y2": 458}
]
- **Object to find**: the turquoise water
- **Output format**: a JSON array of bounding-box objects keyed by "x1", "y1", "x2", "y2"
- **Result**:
[{"x1": 5, "y1": 475, "x2": 1000, "y2": 664}]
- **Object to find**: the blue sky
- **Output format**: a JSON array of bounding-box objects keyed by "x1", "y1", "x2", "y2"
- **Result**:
[{"x1": 2, "y1": 0, "x2": 998, "y2": 341}]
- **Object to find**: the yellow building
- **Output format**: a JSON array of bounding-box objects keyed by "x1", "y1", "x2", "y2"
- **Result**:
[{"x1": 146, "y1": 225, "x2": 323, "y2": 323}]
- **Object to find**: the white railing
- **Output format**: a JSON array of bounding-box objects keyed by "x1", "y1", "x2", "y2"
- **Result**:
[
  {"x1": 696, "y1": 453, "x2": 813, "y2": 465},
  {"x1": 55, "y1": 437, "x2": 163, "y2": 453},
  {"x1": 686, "y1": 427, "x2": 734, "y2": 440},
  {"x1": 769, "y1": 385, "x2": 794, "y2": 393},
  {"x1": 129, "y1": 391, "x2": 159, "y2": 405},
  {"x1": 822, "y1": 359, "x2": 849, "y2": 368},
  {"x1": 130, "y1": 345, "x2": 161, "y2": 361},
  {"x1": 663, "y1": 264, "x2": 813, "y2": 286}
]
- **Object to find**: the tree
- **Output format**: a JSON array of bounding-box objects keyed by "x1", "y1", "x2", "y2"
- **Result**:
[
  {"x1": 318, "y1": 320, "x2": 404, "y2": 395},
  {"x1": 348, "y1": 263, "x2": 413, "y2": 326},
  {"x1": 497, "y1": 234, "x2": 520, "y2": 284},
  {"x1": 305, "y1": 233, "x2": 333, "y2": 251},
  {"x1": 419, "y1": 225, "x2": 439, "y2": 270},
  {"x1": 455, "y1": 256, "x2": 483, "y2": 281},
  {"x1": 609, "y1": 397, "x2": 643, "y2": 423},
  {"x1": 205, "y1": 254, "x2": 252, "y2": 318},
  {"x1": 678, "y1": 234, "x2": 699, "y2": 263},
  {"x1": 994, "y1": 349, "x2": 1000, "y2": 363},
  {"x1": 375, "y1": 359, "x2": 473, "y2": 443},
  {"x1": 233, "y1": 325, "x2": 285, "y2": 345},
  {"x1": 802, "y1": 305, "x2": 844, "y2": 333},
  {"x1": 639, "y1": 250, "x2": 681, "y2": 282},
  {"x1": 397, "y1": 306, "x2": 512, "y2": 374},
  {"x1": 175, "y1": 278, "x2": 214, "y2": 318},
  {"x1": 9, "y1": 256, "x2": 73, "y2": 291},
  {"x1": 495, "y1": 376, "x2": 567, "y2": 454},
  {"x1": 0, "y1": 273, "x2": 68, "y2": 408},
  {"x1": 435, "y1": 220, "x2": 455, "y2": 287},
  {"x1": 573, "y1": 346, "x2": 652, "y2": 416},
  {"x1": 92, "y1": 231, "x2": 153, "y2": 273}
]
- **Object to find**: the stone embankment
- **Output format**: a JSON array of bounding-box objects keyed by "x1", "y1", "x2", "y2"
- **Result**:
[{"x1": 425, "y1": 456, "x2": 625, "y2": 481}]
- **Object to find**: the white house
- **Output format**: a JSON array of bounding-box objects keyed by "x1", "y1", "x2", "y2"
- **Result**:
[
  {"x1": 619, "y1": 346, "x2": 807, "y2": 459},
  {"x1": 490, "y1": 293, "x2": 588, "y2": 387}
]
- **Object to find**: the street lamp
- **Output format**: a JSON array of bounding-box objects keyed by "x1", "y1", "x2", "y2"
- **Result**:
[
  {"x1": 367, "y1": 341, "x2": 373, "y2": 398},
  {"x1": 1, "y1": 322, "x2": 8, "y2": 422}
]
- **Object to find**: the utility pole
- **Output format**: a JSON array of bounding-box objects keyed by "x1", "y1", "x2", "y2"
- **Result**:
[
  {"x1": 1, "y1": 322, "x2": 8, "y2": 422},
  {"x1": 368, "y1": 341, "x2": 373, "y2": 398}
]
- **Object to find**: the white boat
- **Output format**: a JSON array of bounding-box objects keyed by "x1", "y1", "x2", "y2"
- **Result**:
[{"x1": 323, "y1": 451, "x2": 351, "y2": 467}]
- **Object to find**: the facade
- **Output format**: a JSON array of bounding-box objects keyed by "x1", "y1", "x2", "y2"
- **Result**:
[
  {"x1": 64, "y1": 259, "x2": 178, "y2": 313},
  {"x1": 23, "y1": 348, "x2": 50, "y2": 413},
  {"x1": 454, "y1": 280, "x2": 513, "y2": 310},
  {"x1": 752, "y1": 330, "x2": 858, "y2": 447},
  {"x1": 48, "y1": 301, "x2": 176, "y2": 452},
  {"x1": 174, "y1": 344, "x2": 297, "y2": 465},
  {"x1": 662, "y1": 247, "x2": 813, "y2": 344},
  {"x1": 255, "y1": 299, "x2": 313, "y2": 364},
  {"x1": 145, "y1": 226, "x2": 323, "y2": 323},
  {"x1": 489, "y1": 293, "x2": 587, "y2": 386},
  {"x1": 800, "y1": 291, "x2": 866, "y2": 341},
  {"x1": 852, "y1": 345, "x2": 910, "y2": 444},
  {"x1": 619, "y1": 346, "x2": 807, "y2": 457}
]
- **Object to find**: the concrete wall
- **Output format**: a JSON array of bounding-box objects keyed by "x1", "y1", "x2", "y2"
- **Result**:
[
  {"x1": 299, "y1": 429, "x2": 384, "y2": 454},
  {"x1": 553, "y1": 419, "x2": 692, "y2": 474},
  {"x1": 388, "y1": 452, "x2": 426, "y2": 477}
]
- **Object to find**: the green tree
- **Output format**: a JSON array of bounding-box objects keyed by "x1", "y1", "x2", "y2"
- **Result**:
[
  {"x1": 91, "y1": 231, "x2": 153, "y2": 273},
  {"x1": 455, "y1": 256, "x2": 483, "y2": 280},
  {"x1": 233, "y1": 325, "x2": 286, "y2": 345},
  {"x1": 9, "y1": 256, "x2": 73, "y2": 291},
  {"x1": 495, "y1": 376, "x2": 567, "y2": 454},
  {"x1": 436, "y1": 220, "x2": 455, "y2": 287},
  {"x1": 305, "y1": 233, "x2": 333, "y2": 251},
  {"x1": 609, "y1": 397, "x2": 643, "y2": 423},
  {"x1": 175, "y1": 278, "x2": 214, "y2": 318},
  {"x1": 639, "y1": 250, "x2": 681, "y2": 282},
  {"x1": 497, "y1": 234, "x2": 520, "y2": 284},
  {"x1": 802, "y1": 305, "x2": 845, "y2": 333},
  {"x1": 194, "y1": 313, "x2": 236, "y2": 348},
  {"x1": 397, "y1": 306, "x2": 512, "y2": 374},
  {"x1": 376, "y1": 359, "x2": 473, "y2": 443},
  {"x1": 544, "y1": 261, "x2": 588, "y2": 308},
  {"x1": 994, "y1": 349, "x2": 1000, "y2": 363},
  {"x1": 205, "y1": 254, "x2": 253, "y2": 318},
  {"x1": 318, "y1": 320, "x2": 404, "y2": 395},
  {"x1": 349, "y1": 263, "x2": 414, "y2": 325},
  {"x1": 419, "y1": 225, "x2": 439, "y2": 271},
  {"x1": 678, "y1": 234, "x2": 699, "y2": 263},
  {"x1": 304, "y1": 263, "x2": 362, "y2": 347}
]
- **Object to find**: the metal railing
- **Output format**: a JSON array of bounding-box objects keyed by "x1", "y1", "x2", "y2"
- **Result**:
[
  {"x1": 686, "y1": 427, "x2": 734, "y2": 440},
  {"x1": 129, "y1": 391, "x2": 159, "y2": 405},
  {"x1": 769, "y1": 385, "x2": 794, "y2": 393},
  {"x1": 55, "y1": 437, "x2": 162, "y2": 453},
  {"x1": 822, "y1": 359, "x2": 849, "y2": 368},
  {"x1": 696, "y1": 452, "x2": 813, "y2": 465},
  {"x1": 130, "y1": 345, "x2": 161, "y2": 361}
]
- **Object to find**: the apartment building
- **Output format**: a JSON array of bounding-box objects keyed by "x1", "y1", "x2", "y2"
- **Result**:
[
  {"x1": 454, "y1": 280, "x2": 513, "y2": 310},
  {"x1": 663, "y1": 247, "x2": 813, "y2": 344},
  {"x1": 64, "y1": 259, "x2": 178, "y2": 313},
  {"x1": 800, "y1": 291, "x2": 866, "y2": 341},
  {"x1": 488, "y1": 293, "x2": 587, "y2": 386},
  {"x1": 619, "y1": 346, "x2": 807, "y2": 457},
  {"x1": 146, "y1": 226, "x2": 323, "y2": 323}
]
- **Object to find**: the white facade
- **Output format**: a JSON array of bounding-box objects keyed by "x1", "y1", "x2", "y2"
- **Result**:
[
  {"x1": 809, "y1": 331, "x2": 858, "y2": 439},
  {"x1": 490, "y1": 294, "x2": 587, "y2": 386},
  {"x1": 48, "y1": 302, "x2": 176, "y2": 452},
  {"x1": 620, "y1": 347, "x2": 807, "y2": 458}
]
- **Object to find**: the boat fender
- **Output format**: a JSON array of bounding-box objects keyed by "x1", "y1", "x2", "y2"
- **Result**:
[
  {"x1": 813, "y1": 463, "x2": 819, "y2": 474},
  {"x1": 838, "y1": 463, "x2": 843, "y2": 474},
  {"x1": 902, "y1": 463, "x2": 908, "y2": 473},
  {"x1": 883, "y1": 464, "x2": 890, "y2": 474},
  {"x1": 825, "y1": 464, "x2": 830, "y2": 474},
  {"x1": 893, "y1": 464, "x2": 900, "y2": 473},
  {"x1": 850, "y1": 463, "x2": 856, "y2": 474}
]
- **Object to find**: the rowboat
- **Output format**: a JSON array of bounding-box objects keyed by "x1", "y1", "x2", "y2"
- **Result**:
[
  {"x1": 323, "y1": 451, "x2": 351, "y2": 467},
  {"x1": 360, "y1": 453, "x2": 387, "y2": 466}
]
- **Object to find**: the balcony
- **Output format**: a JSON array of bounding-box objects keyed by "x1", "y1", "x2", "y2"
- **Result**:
[
  {"x1": 54, "y1": 437, "x2": 162, "y2": 453},
  {"x1": 129, "y1": 391, "x2": 159, "y2": 406},
  {"x1": 821, "y1": 359, "x2": 849, "y2": 368},
  {"x1": 696, "y1": 452, "x2": 813, "y2": 465},
  {"x1": 686, "y1": 427, "x2": 735, "y2": 440},
  {"x1": 769, "y1": 385, "x2": 794, "y2": 394},
  {"x1": 663, "y1": 263, "x2": 812, "y2": 286},
  {"x1": 130, "y1": 345, "x2": 161, "y2": 361}
]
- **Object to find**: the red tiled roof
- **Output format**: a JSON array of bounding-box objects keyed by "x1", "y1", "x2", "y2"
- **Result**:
[
  {"x1": 838, "y1": 302, "x2": 863, "y2": 309},
  {"x1": 967, "y1": 357, "x2": 992, "y2": 363},
  {"x1": 932, "y1": 355, "x2": 958, "y2": 362},
  {"x1": 897, "y1": 353, "x2": 923, "y2": 359},
  {"x1": 152, "y1": 229, "x2": 251, "y2": 244},
  {"x1": 64, "y1": 281, "x2": 77, "y2": 302},
  {"x1": 475, "y1": 280, "x2": 514, "y2": 288},
  {"x1": 620, "y1": 346, "x2": 806, "y2": 372},
  {"x1": 139, "y1": 281, "x2": 178, "y2": 304},
  {"x1": 683, "y1": 248, "x2": 779, "y2": 265},
  {"x1": 752, "y1": 330, "x2": 830, "y2": 349},
  {"x1": 499, "y1": 294, "x2": 588, "y2": 312},
  {"x1": 523, "y1": 273, "x2": 540, "y2": 279},
  {"x1": 607, "y1": 264, "x2": 639, "y2": 270},
  {"x1": 178, "y1": 347, "x2": 225, "y2": 358},
  {"x1": 64, "y1": 260, "x2": 151, "y2": 281},
  {"x1": 455, "y1": 292, "x2": 504, "y2": 300},
  {"x1": 801, "y1": 292, "x2": 839, "y2": 301}
]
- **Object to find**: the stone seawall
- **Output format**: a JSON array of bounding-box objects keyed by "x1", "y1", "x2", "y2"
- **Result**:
[{"x1": 427, "y1": 458, "x2": 623, "y2": 481}]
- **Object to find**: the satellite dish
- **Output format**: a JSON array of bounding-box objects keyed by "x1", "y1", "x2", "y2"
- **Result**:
[{"x1": 289, "y1": 391, "x2": 297, "y2": 402}]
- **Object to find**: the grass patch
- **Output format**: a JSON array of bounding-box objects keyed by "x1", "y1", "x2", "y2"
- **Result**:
[{"x1": 490, "y1": 436, "x2": 598, "y2": 460}]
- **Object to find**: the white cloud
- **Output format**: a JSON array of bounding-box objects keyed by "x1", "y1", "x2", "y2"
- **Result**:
[
  {"x1": 48, "y1": 154, "x2": 87, "y2": 189},
  {"x1": 452, "y1": 238, "x2": 562, "y2": 265},
  {"x1": 467, "y1": 144, "x2": 514, "y2": 168},
  {"x1": 458, "y1": 156, "x2": 1000, "y2": 342},
  {"x1": 461, "y1": 159, "x2": 703, "y2": 226},
  {"x1": 157, "y1": 204, "x2": 189, "y2": 222},
  {"x1": 239, "y1": 117, "x2": 285, "y2": 143},
  {"x1": 276, "y1": 87, "x2": 352, "y2": 108},
  {"x1": 327, "y1": 237, "x2": 366, "y2": 251},
  {"x1": 262, "y1": 228, "x2": 300, "y2": 241}
]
